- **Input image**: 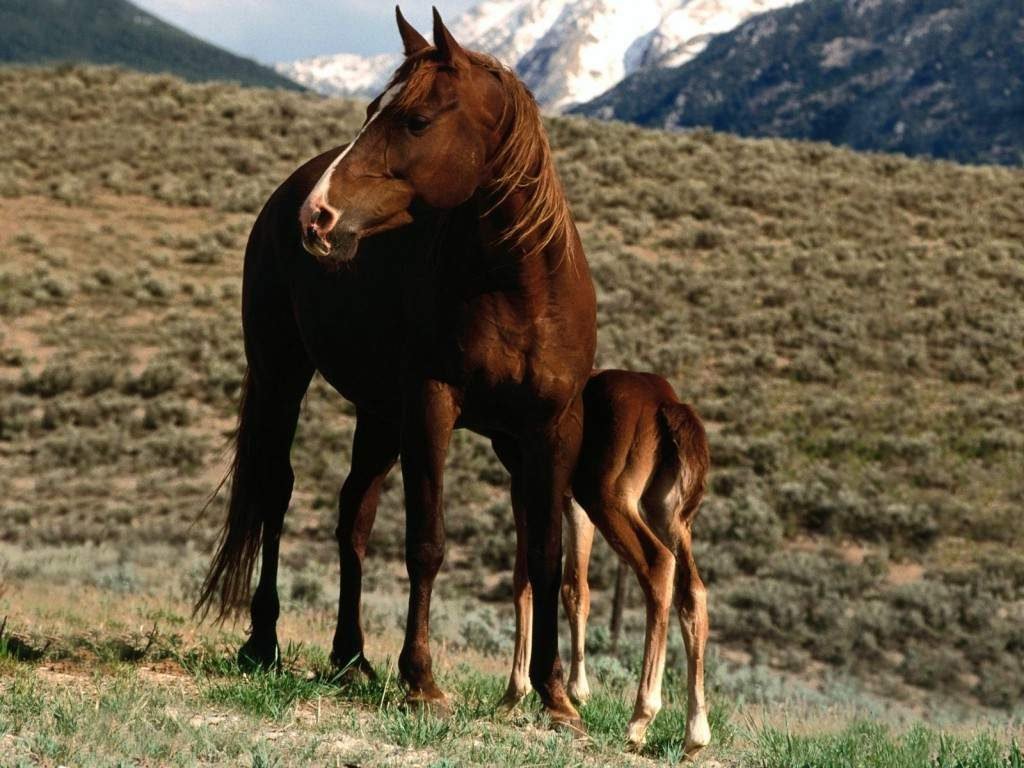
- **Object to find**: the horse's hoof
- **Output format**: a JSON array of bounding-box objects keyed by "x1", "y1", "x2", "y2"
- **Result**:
[
  {"x1": 331, "y1": 653, "x2": 377, "y2": 685},
  {"x1": 237, "y1": 638, "x2": 279, "y2": 671},
  {"x1": 551, "y1": 714, "x2": 588, "y2": 740},
  {"x1": 544, "y1": 693, "x2": 585, "y2": 737},
  {"x1": 548, "y1": 700, "x2": 587, "y2": 739},
  {"x1": 405, "y1": 692, "x2": 453, "y2": 719},
  {"x1": 334, "y1": 664, "x2": 373, "y2": 688}
]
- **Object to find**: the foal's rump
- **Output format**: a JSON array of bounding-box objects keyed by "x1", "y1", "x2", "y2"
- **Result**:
[{"x1": 576, "y1": 369, "x2": 708, "y2": 525}]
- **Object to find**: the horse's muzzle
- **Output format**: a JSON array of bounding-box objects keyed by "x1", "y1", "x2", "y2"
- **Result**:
[
  {"x1": 301, "y1": 225, "x2": 332, "y2": 259},
  {"x1": 301, "y1": 224, "x2": 359, "y2": 267}
]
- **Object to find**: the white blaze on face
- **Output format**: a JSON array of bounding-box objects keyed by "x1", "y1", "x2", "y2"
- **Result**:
[{"x1": 300, "y1": 79, "x2": 405, "y2": 226}]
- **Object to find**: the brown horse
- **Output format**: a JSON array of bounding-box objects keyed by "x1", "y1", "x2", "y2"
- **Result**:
[
  {"x1": 501, "y1": 371, "x2": 711, "y2": 753},
  {"x1": 195, "y1": 9, "x2": 595, "y2": 729}
]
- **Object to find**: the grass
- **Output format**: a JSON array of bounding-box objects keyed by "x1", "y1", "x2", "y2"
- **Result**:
[
  {"x1": 1, "y1": 646, "x2": 1022, "y2": 767},
  {"x1": 201, "y1": 670, "x2": 340, "y2": 720},
  {"x1": 750, "y1": 723, "x2": 1024, "y2": 768},
  {"x1": 2, "y1": 575, "x2": 1022, "y2": 766}
]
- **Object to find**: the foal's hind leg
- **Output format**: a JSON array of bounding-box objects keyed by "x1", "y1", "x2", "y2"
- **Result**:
[
  {"x1": 582, "y1": 491, "x2": 675, "y2": 747},
  {"x1": 562, "y1": 499, "x2": 595, "y2": 704},
  {"x1": 674, "y1": 524, "x2": 710, "y2": 757},
  {"x1": 331, "y1": 412, "x2": 399, "y2": 679}
]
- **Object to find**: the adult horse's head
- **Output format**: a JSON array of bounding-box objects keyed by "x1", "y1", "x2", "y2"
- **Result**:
[{"x1": 299, "y1": 7, "x2": 514, "y2": 263}]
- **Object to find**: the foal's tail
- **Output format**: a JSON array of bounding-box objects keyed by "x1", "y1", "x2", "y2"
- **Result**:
[
  {"x1": 194, "y1": 369, "x2": 262, "y2": 621},
  {"x1": 658, "y1": 402, "x2": 710, "y2": 524}
]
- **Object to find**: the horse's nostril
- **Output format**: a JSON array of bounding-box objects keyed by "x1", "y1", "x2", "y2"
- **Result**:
[{"x1": 310, "y1": 208, "x2": 323, "y2": 228}]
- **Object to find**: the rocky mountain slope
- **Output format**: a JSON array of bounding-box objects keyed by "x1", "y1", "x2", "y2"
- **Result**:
[
  {"x1": 576, "y1": 0, "x2": 1024, "y2": 165},
  {"x1": 278, "y1": 0, "x2": 798, "y2": 111}
]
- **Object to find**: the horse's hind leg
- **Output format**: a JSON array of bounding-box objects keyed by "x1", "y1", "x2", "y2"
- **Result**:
[
  {"x1": 562, "y1": 499, "x2": 595, "y2": 704},
  {"x1": 211, "y1": 267, "x2": 314, "y2": 667},
  {"x1": 331, "y1": 412, "x2": 399, "y2": 679},
  {"x1": 674, "y1": 524, "x2": 710, "y2": 757},
  {"x1": 237, "y1": 361, "x2": 313, "y2": 668}
]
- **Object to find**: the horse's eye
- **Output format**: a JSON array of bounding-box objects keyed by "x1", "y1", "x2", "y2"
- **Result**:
[{"x1": 407, "y1": 115, "x2": 431, "y2": 134}]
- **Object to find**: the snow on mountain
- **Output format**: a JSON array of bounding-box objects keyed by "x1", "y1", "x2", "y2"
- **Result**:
[
  {"x1": 276, "y1": 0, "x2": 800, "y2": 111},
  {"x1": 277, "y1": 52, "x2": 400, "y2": 98},
  {"x1": 632, "y1": 0, "x2": 804, "y2": 70},
  {"x1": 449, "y1": 0, "x2": 571, "y2": 69}
]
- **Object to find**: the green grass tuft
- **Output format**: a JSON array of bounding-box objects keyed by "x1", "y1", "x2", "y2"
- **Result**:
[
  {"x1": 200, "y1": 669, "x2": 338, "y2": 720},
  {"x1": 751, "y1": 722, "x2": 1024, "y2": 768}
]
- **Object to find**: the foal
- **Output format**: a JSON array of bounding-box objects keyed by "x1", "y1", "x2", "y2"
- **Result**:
[{"x1": 501, "y1": 370, "x2": 711, "y2": 753}]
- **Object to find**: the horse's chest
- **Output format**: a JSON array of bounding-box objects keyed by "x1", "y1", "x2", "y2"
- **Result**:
[{"x1": 455, "y1": 305, "x2": 578, "y2": 412}]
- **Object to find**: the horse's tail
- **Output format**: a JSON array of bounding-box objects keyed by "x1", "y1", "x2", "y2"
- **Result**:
[
  {"x1": 658, "y1": 401, "x2": 710, "y2": 524},
  {"x1": 194, "y1": 368, "x2": 263, "y2": 621}
]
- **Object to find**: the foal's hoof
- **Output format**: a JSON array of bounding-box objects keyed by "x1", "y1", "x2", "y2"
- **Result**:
[
  {"x1": 684, "y1": 712, "x2": 712, "y2": 758},
  {"x1": 404, "y1": 692, "x2": 453, "y2": 719},
  {"x1": 496, "y1": 684, "x2": 530, "y2": 714},
  {"x1": 684, "y1": 740, "x2": 710, "y2": 760},
  {"x1": 237, "y1": 638, "x2": 279, "y2": 671},
  {"x1": 625, "y1": 724, "x2": 649, "y2": 751},
  {"x1": 567, "y1": 678, "x2": 591, "y2": 705}
]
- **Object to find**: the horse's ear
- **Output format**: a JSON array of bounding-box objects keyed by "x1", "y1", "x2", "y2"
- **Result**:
[
  {"x1": 396, "y1": 6, "x2": 429, "y2": 56},
  {"x1": 432, "y1": 7, "x2": 469, "y2": 69}
]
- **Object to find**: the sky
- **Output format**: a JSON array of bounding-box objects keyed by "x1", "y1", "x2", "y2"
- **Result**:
[{"x1": 132, "y1": 0, "x2": 478, "y2": 64}]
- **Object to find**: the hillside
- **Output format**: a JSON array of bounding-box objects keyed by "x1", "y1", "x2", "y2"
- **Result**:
[
  {"x1": 576, "y1": 0, "x2": 1024, "y2": 166},
  {"x1": 1, "y1": 66, "x2": 1023, "y2": 760},
  {"x1": 278, "y1": 0, "x2": 799, "y2": 111},
  {"x1": 0, "y1": 0, "x2": 300, "y2": 90}
]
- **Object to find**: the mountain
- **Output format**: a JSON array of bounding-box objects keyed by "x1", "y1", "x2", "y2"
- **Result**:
[
  {"x1": 575, "y1": 0, "x2": 1024, "y2": 165},
  {"x1": 0, "y1": 0, "x2": 301, "y2": 90},
  {"x1": 277, "y1": 0, "x2": 799, "y2": 111}
]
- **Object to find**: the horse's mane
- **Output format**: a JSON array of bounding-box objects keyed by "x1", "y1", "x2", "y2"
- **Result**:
[{"x1": 387, "y1": 51, "x2": 575, "y2": 262}]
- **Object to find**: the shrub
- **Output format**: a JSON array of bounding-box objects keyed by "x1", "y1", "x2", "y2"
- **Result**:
[
  {"x1": 126, "y1": 361, "x2": 180, "y2": 398},
  {"x1": 21, "y1": 362, "x2": 75, "y2": 398}
]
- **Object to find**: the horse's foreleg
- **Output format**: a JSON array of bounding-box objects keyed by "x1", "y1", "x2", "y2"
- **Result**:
[
  {"x1": 331, "y1": 412, "x2": 399, "y2": 679},
  {"x1": 562, "y1": 500, "x2": 595, "y2": 704},
  {"x1": 675, "y1": 525, "x2": 711, "y2": 757},
  {"x1": 397, "y1": 380, "x2": 459, "y2": 711},
  {"x1": 522, "y1": 401, "x2": 584, "y2": 731}
]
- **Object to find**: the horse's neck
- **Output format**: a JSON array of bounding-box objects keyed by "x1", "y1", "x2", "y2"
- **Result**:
[{"x1": 445, "y1": 187, "x2": 581, "y2": 293}]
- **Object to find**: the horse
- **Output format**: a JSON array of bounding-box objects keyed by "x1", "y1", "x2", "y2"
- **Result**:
[
  {"x1": 195, "y1": 8, "x2": 596, "y2": 730},
  {"x1": 500, "y1": 370, "x2": 711, "y2": 753}
]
